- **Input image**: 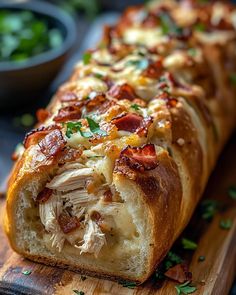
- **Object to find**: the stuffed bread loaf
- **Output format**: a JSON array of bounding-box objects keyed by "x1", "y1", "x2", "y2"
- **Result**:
[{"x1": 4, "y1": 0, "x2": 236, "y2": 283}]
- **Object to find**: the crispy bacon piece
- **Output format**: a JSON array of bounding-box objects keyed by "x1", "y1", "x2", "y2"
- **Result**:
[
  {"x1": 158, "y1": 92, "x2": 178, "y2": 108},
  {"x1": 53, "y1": 105, "x2": 82, "y2": 123},
  {"x1": 58, "y1": 212, "x2": 80, "y2": 234},
  {"x1": 90, "y1": 210, "x2": 102, "y2": 222},
  {"x1": 38, "y1": 129, "x2": 66, "y2": 158},
  {"x1": 119, "y1": 144, "x2": 158, "y2": 172},
  {"x1": 36, "y1": 108, "x2": 50, "y2": 123},
  {"x1": 112, "y1": 113, "x2": 143, "y2": 133},
  {"x1": 58, "y1": 91, "x2": 78, "y2": 102},
  {"x1": 164, "y1": 264, "x2": 192, "y2": 283},
  {"x1": 142, "y1": 13, "x2": 159, "y2": 28},
  {"x1": 108, "y1": 83, "x2": 138, "y2": 101},
  {"x1": 36, "y1": 187, "x2": 53, "y2": 204},
  {"x1": 136, "y1": 117, "x2": 153, "y2": 137},
  {"x1": 85, "y1": 94, "x2": 107, "y2": 113},
  {"x1": 97, "y1": 99, "x2": 116, "y2": 115},
  {"x1": 102, "y1": 25, "x2": 117, "y2": 47},
  {"x1": 23, "y1": 125, "x2": 59, "y2": 149},
  {"x1": 112, "y1": 113, "x2": 152, "y2": 136},
  {"x1": 143, "y1": 60, "x2": 163, "y2": 79},
  {"x1": 103, "y1": 189, "x2": 113, "y2": 202}
]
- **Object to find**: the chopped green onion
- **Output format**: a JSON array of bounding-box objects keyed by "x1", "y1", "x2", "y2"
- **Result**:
[
  {"x1": 83, "y1": 52, "x2": 92, "y2": 65},
  {"x1": 181, "y1": 238, "x2": 198, "y2": 250},
  {"x1": 219, "y1": 219, "x2": 232, "y2": 230}
]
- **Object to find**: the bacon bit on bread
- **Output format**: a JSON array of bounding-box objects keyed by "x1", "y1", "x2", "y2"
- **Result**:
[
  {"x1": 58, "y1": 91, "x2": 78, "y2": 102},
  {"x1": 36, "y1": 108, "x2": 50, "y2": 124},
  {"x1": 108, "y1": 83, "x2": 138, "y2": 101},
  {"x1": 112, "y1": 113, "x2": 143, "y2": 133},
  {"x1": 38, "y1": 129, "x2": 66, "y2": 158},
  {"x1": 85, "y1": 93, "x2": 107, "y2": 113},
  {"x1": 164, "y1": 263, "x2": 192, "y2": 283},
  {"x1": 103, "y1": 189, "x2": 113, "y2": 202},
  {"x1": 112, "y1": 113, "x2": 153, "y2": 136},
  {"x1": 53, "y1": 105, "x2": 82, "y2": 123},
  {"x1": 36, "y1": 187, "x2": 53, "y2": 204},
  {"x1": 158, "y1": 92, "x2": 178, "y2": 108},
  {"x1": 23, "y1": 125, "x2": 59, "y2": 149},
  {"x1": 58, "y1": 212, "x2": 80, "y2": 234},
  {"x1": 119, "y1": 144, "x2": 158, "y2": 172},
  {"x1": 142, "y1": 60, "x2": 163, "y2": 79}
]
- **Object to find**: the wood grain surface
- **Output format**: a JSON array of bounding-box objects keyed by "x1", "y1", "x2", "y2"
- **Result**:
[{"x1": 0, "y1": 134, "x2": 236, "y2": 295}]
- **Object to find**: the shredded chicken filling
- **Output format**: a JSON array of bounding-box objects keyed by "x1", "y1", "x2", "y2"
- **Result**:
[{"x1": 39, "y1": 162, "x2": 138, "y2": 257}]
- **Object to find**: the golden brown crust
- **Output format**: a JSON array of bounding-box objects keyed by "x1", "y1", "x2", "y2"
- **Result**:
[{"x1": 4, "y1": 0, "x2": 236, "y2": 284}]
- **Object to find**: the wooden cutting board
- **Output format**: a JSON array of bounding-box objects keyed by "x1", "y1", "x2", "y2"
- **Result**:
[{"x1": 0, "y1": 134, "x2": 236, "y2": 295}]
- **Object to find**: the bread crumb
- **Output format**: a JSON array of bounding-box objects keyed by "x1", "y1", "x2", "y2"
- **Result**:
[{"x1": 177, "y1": 138, "x2": 185, "y2": 146}]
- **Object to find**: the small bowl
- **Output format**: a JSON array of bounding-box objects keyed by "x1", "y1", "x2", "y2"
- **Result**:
[{"x1": 0, "y1": 0, "x2": 77, "y2": 108}]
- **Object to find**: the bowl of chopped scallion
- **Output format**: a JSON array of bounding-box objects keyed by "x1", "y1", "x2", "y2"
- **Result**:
[{"x1": 0, "y1": 1, "x2": 76, "y2": 108}]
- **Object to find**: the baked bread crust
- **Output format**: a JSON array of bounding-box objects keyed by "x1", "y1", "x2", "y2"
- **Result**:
[{"x1": 5, "y1": 0, "x2": 236, "y2": 283}]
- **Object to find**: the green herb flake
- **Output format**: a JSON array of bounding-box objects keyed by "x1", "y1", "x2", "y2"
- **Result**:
[
  {"x1": 230, "y1": 74, "x2": 236, "y2": 85},
  {"x1": 83, "y1": 52, "x2": 92, "y2": 65},
  {"x1": 194, "y1": 23, "x2": 206, "y2": 32},
  {"x1": 86, "y1": 117, "x2": 107, "y2": 136},
  {"x1": 126, "y1": 59, "x2": 149, "y2": 70},
  {"x1": 188, "y1": 48, "x2": 197, "y2": 57},
  {"x1": 198, "y1": 255, "x2": 205, "y2": 262},
  {"x1": 94, "y1": 73, "x2": 104, "y2": 79},
  {"x1": 219, "y1": 219, "x2": 232, "y2": 230},
  {"x1": 73, "y1": 290, "x2": 85, "y2": 295},
  {"x1": 65, "y1": 122, "x2": 83, "y2": 138},
  {"x1": 131, "y1": 104, "x2": 141, "y2": 110},
  {"x1": 228, "y1": 186, "x2": 236, "y2": 200},
  {"x1": 181, "y1": 238, "x2": 198, "y2": 250},
  {"x1": 159, "y1": 13, "x2": 183, "y2": 36},
  {"x1": 175, "y1": 281, "x2": 197, "y2": 295},
  {"x1": 22, "y1": 270, "x2": 32, "y2": 275},
  {"x1": 119, "y1": 280, "x2": 137, "y2": 289},
  {"x1": 201, "y1": 199, "x2": 219, "y2": 221}
]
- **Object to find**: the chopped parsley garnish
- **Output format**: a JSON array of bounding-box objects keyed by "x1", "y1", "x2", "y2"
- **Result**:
[
  {"x1": 22, "y1": 270, "x2": 32, "y2": 275},
  {"x1": 219, "y1": 219, "x2": 232, "y2": 230},
  {"x1": 126, "y1": 59, "x2": 149, "y2": 70},
  {"x1": 119, "y1": 280, "x2": 137, "y2": 289},
  {"x1": 175, "y1": 281, "x2": 197, "y2": 295},
  {"x1": 194, "y1": 23, "x2": 206, "y2": 32},
  {"x1": 230, "y1": 73, "x2": 236, "y2": 85},
  {"x1": 94, "y1": 72, "x2": 104, "y2": 79},
  {"x1": 200, "y1": 199, "x2": 219, "y2": 221},
  {"x1": 159, "y1": 12, "x2": 183, "y2": 36},
  {"x1": 65, "y1": 118, "x2": 107, "y2": 138},
  {"x1": 0, "y1": 10, "x2": 63, "y2": 63},
  {"x1": 228, "y1": 186, "x2": 236, "y2": 200},
  {"x1": 131, "y1": 104, "x2": 141, "y2": 110},
  {"x1": 181, "y1": 238, "x2": 198, "y2": 250},
  {"x1": 188, "y1": 48, "x2": 197, "y2": 57},
  {"x1": 73, "y1": 291, "x2": 85, "y2": 295},
  {"x1": 198, "y1": 255, "x2": 205, "y2": 262},
  {"x1": 86, "y1": 117, "x2": 107, "y2": 136},
  {"x1": 82, "y1": 52, "x2": 92, "y2": 65}
]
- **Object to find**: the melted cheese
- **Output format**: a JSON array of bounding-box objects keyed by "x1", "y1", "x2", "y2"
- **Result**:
[{"x1": 123, "y1": 27, "x2": 168, "y2": 47}]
